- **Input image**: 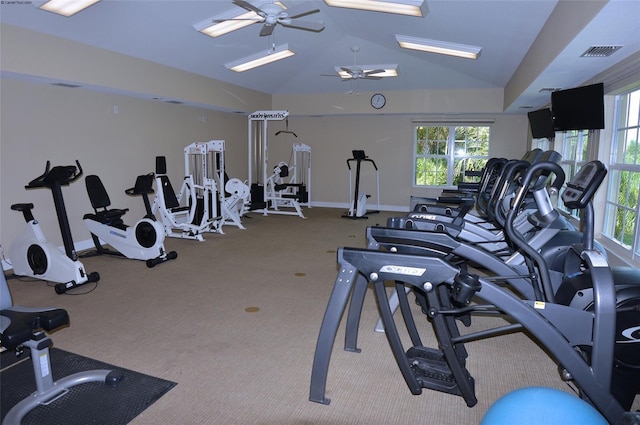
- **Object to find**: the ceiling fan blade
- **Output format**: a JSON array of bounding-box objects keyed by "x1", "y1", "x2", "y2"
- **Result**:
[
  {"x1": 233, "y1": 0, "x2": 265, "y2": 15},
  {"x1": 283, "y1": 2, "x2": 320, "y2": 19},
  {"x1": 259, "y1": 23, "x2": 275, "y2": 37},
  {"x1": 364, "y1": 69, "x2": 386, "y2": 76},
  {"x1": 363, "y1": 76, "x2": 383, "y2": 80},
  {"x1": 212, "y1": 18, "x2": 261, "y2": 23},
  {"x1": 340, "y1": 67, "x2": 355, "y2": 75},
  {"x1": 280, "y1": 19, "x2": 325, "y2": 32}
]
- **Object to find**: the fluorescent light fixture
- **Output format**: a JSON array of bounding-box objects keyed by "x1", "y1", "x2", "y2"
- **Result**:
[
  {"x1": 194, "y1": 10, "x2": 259, "y2": 38},
  {"x1": 225, "y1": 44, "x2": 295, "y2": 72},
  {"x1": 37, "y1": 0, "x2": 100, "y2": 17},
  {"x1": 395, "y1": 34, "x2": 482, "y2": 59},
  {"x1": 194, "y1": 1, "x2": 288, "y2": 38},
  {"x1": 324, "y1": 0, "x2": 427, "y2": 17},
  {"x1": 335, "y1": 65, "x2": 398, "y2": 79}
]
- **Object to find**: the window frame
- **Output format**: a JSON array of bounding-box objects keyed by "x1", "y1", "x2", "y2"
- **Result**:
[
  {"x1": 412, "y1": 124, "x2": 491, "y2": 188},
  {"x1": 603, "y1": 87, "x2": 640, "y2": 257}
]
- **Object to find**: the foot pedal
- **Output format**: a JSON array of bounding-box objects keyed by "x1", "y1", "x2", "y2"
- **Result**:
[{"x1": 407, "y1": 346, "x2": 476, "y2": 404}]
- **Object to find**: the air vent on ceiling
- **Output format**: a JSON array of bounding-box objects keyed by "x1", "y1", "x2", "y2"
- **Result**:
[
  {"x1": 51, "y1": 82, "x2": 82, "y2": 88},
  {"x1": 520, "y1": 106, "x2": 534, "y2": 109},
  {"x1": 539, "y1": 87, "x2": 562, "y2": 93},
  {"x1": 580, "y1": 45, "x2": 622, "y2": 58},
  {"x1": 164, "y1": 100, "x2": 184, "y2": 104}
]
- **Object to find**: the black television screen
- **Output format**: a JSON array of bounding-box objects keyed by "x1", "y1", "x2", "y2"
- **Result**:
[
  {"x1": 551, "y1": 83, "x2": 604, "y2": 131},
  {"x1": 527, "y1": 108, "x2": 556, "y2": 139}
]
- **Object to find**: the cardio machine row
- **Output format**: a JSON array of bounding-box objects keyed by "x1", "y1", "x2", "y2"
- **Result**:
[
  {"x1": 7, "y1": 160, "x2": 177, "y2": 295},
  {"x1": 309, "y1": 152, "x2": 640, "y2": 424}
]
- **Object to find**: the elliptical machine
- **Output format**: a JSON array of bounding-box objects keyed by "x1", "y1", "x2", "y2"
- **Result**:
[
  {"x1": 8, "y1": 161, "x2": 100, "y2": 294},
  {"x1": 83, "y1": 173, "x2": 178, "y2": 268}
]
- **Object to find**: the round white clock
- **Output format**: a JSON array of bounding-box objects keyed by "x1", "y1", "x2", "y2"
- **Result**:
[{"x1": 371, "y1": 93, "x2": 386, "y2": 109}]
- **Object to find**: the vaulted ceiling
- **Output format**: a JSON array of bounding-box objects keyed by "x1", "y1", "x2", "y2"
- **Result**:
[{"x1": 1, "y1": 0, "x2": 639, "y2": 113}]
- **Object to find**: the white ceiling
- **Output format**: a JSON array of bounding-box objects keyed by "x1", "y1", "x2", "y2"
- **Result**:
[{"x1": 1, "y1": 0, "x2": 639, "y2": 113}]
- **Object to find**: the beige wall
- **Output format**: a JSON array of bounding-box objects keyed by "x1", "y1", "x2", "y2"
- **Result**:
[
  {"x1": 0, "y1": 23, "x2": 531, "y2": 256},
  {"x1": 0, "y1": 78, "x2": 248, "y2": 249}
]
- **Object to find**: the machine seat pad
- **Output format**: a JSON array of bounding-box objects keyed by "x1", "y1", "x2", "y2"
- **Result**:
[
  {"x1": 0, "y1": 307, "x2": 69, "y2": 351},
  {"x1": 83, "y1": 211, "x2": 127, "y2": 229}
]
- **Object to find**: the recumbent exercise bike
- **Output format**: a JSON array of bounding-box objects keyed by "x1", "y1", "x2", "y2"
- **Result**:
[{"x1": 83, "y1": 173, "x2": 177, "y2": 267}]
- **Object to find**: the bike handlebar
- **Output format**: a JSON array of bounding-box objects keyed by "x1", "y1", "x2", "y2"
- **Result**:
[{"x1": 26, "y1": 160, "x2": 83, "y2": 189}]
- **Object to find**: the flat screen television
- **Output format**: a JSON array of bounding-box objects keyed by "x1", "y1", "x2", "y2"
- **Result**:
[
  {"x1": 527, "y1": 108, "x2": 556, "y2": 139},
  {"x1": 551, "y1": 83, "x2": 604, "y2": 131}
]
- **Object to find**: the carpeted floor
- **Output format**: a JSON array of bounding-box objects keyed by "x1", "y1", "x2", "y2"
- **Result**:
[{"x1": 3, "y1": 207, "x2": 638, "y2": 424}]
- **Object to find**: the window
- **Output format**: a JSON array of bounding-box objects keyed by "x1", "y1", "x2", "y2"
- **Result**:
[
  {"x1": 557, "y1": 129, "x2": 591, "y2": 216},
  {"x1": 413, "y1": 125, "x2": 490, "y2": 187},
  {"x1": 603, "y1": 88, "x2": 640, "y2": 255}
]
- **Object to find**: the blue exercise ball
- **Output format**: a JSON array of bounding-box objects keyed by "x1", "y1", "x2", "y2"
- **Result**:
[{"x1": 481, "y1": 387, "x2": 608, "y2": 425}]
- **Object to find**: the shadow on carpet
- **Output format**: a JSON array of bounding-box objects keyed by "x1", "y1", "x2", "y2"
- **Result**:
[{"x1": 1, "y1": 348, "x2": 177, "y2": 425}]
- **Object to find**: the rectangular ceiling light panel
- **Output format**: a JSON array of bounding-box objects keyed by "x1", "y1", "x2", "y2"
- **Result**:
[
  {"x1": 324, "y1": 0, "x2": 427, "y2": 17},
  {"x1": 194, "y1": 10, "x2": 259, "y2": 38},
  {"x1": 37, "y1": 0, "x2": 100, "y2": 16},
  {"x1": 395, "y1": 35, "x2": 482, "y2": 59},
  {"x1": 225, "y1": 44, "x2": 295, "y2": 72}
]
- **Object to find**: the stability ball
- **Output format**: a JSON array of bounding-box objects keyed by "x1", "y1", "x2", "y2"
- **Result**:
[{"x1": 481, "y1": 387, "x2": 608, "y2": 425}]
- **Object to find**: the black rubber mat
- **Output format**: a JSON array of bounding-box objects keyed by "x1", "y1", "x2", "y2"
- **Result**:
[{"x1": 1, "y1": 348, "x2": 177, "y2": 425}]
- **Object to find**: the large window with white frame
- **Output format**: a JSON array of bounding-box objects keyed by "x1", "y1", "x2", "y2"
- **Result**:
[
  {"x1": 603, "y1": 87, "x2": 640, "y2": 256},
  {"x1": 557, "y1": 129, "x2": 591, "y2": 216},
  {"x1": 413, "y1": 124, "x2": 490, "y2": 187}
]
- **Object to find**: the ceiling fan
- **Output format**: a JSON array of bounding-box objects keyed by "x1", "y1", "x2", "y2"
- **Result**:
[
  {"x1": 220, "y1": 0, "x2": 326, "y2": 37},
  {"x1": 323, "y1": 46, "x2": 386, "y2": 81}
]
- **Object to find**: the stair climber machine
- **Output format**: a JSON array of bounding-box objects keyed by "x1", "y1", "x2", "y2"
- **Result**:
[
  {"x1": 309, "y1": 160, "x2": 640, "y2": 425},
  {"x1": 343, "y1": 150, "x2": 380, "y2": 219},
  {"x1": 7, "y1": 161, "x2": 100, "y2": 294},
  {"x1": 82, "y1": 173, "x2": 177, "y2": 267}
]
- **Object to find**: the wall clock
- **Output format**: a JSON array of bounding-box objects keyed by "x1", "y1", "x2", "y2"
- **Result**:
[{"x1": 371, "y1": 93, "x2": 386, "y2": 109}]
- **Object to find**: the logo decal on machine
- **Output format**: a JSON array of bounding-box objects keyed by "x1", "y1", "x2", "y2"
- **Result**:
[
  {"x1": 617, "y1": 325, "x2": 640, "y2": 344},
  {"x1": 379, "y1": 265, "x2": 426, "y2": 276}
]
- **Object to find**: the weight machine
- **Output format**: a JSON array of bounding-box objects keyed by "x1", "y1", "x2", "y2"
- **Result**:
[
  {"x1": 184, "y1": 140, "x2": 250, "y2": 231},
  {"x1": 248, "y1": 111, "x2": 310, "y2": 218}
]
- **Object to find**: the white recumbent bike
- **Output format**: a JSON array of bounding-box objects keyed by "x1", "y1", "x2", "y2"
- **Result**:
[
  {"x1": 83, "y1": 173, "x2": 177, "y2": 268},
  {"x1": 8, "y1": 160, "x2": 100, "y2": 294}
]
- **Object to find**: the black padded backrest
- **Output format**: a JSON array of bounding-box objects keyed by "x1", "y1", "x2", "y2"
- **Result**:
[
  {"x1": 156, "y1": 156, "x2": 167, "y2": 175},
  {"x1": 158, "y1": 175, "x2": 180, "y2": 209},
  {"x1": 85, "y1": 175, "x2": 111, "y2": 210}
]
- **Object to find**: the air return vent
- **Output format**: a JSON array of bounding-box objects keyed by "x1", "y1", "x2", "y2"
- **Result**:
[
  {"x1": 51, "y1": 82, "x2": 82, "y2": 88},
  {"x1": 580, "y1": 45, "x2": 622, "y2": 58},
  {"x1": 539, "y1": 87, "x2": 562, "y2": 93}
]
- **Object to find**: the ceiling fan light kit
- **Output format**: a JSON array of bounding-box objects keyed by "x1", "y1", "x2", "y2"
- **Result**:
[
  {"x1": 395, "y1": 34, "x2": 482, "y2": 59},
  {"x1": 336, "y1": 65, "x2": 398, "y2": 79},
  {"x1": 324, "y1": 0, "x2": 427, "y2": 17},
  {"x1": 225, "y1": 43, "x2": 295, "y2": 72}
]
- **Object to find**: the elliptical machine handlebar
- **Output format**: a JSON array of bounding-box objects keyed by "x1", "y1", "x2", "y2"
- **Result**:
[
  {"x1": 504, "y1": 160, "x2": 565, "y2": 303},
  {"x1": 26, "y1": 160, "x2": 83, "y2": 189}
]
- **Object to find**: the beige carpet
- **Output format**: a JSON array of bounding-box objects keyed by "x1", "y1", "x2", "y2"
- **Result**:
[{"x1": 5, "y1": 207, "x2": 638, "y2": 424}]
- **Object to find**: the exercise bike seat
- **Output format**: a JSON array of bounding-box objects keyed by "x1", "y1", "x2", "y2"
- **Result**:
[
  {"x1": 0, "y1": 307, "x2": 69, "y2": 351},
  {"x1": 84, "y1": 175, "x2": 129, "y2": 226}
]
